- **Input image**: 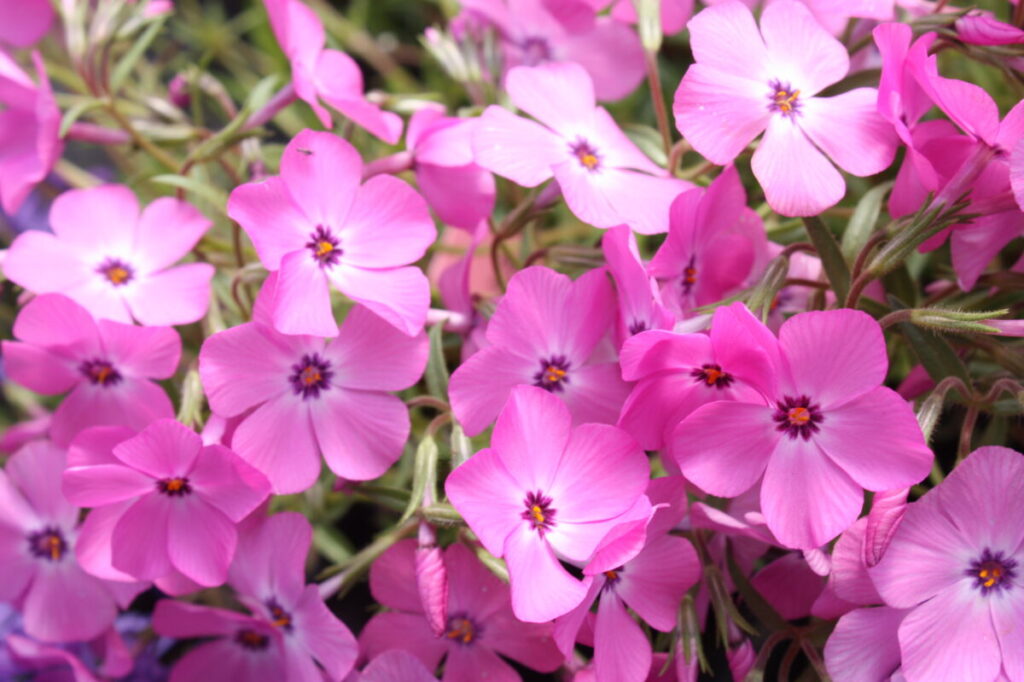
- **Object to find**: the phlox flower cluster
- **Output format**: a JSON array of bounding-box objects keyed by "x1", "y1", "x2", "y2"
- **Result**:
[{"x1": 0, "y1": 0, "x2": 1022, "y2": 681}]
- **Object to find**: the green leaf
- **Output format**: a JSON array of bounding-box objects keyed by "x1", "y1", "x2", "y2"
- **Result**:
[
  {"x1": 59, "y1": 99, "x2": 105, "y2": 138},
  {"x1": 803, "y1": 216, "x2": 851, "y2": 303},
  {"x1": 399, "y1": 436, "x2": 439, "y2": 523},
  {"x1": 149, "y1": 174, "x2": 228, "y2": 212},
  {"x1": 891, "y1": 297, "x2": 971, "y2": 386},
  {"x1": 110, "y1": 16, "x2": 169, "y2": 92},
  {"x1": 425, "y1": 323, "x2": 449, "y2": 400},
  {"x1": 842, "y1": 181, "x2": 891, "y2": 263}
]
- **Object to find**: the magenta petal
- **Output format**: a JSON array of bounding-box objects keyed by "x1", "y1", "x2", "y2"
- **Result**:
[
  {"x1": 12, "y1": 292, "x2": 100, "y2": 353},
  {"x1": 444, "y1": 644, "x2": 519, "y2": 682},
  {"x1": 824, "y1": 607, "x2": 906, "y2": 682},
  {"x1": 416, "y1": 161, "x2": 495, "y2": 229},
  {"x1": 166, "y1": 496, "x2": 236, "y2": 586},
  {"x1": 328, "y1": 265, "x2": 429, "y2": 337},
  {"x1": 97, "y1": 319, "x2": 180, "y2": 379},
  {"x1": 0, "y1": 524, "x2": 35, "y2": 601},
  {"x1": 445, "y1": 448, "x2": 522, "y2": 556},
  {"x1": 290, "y1": 584, "x2": 358, "y2": 680},
  {"x1": 758, "y1": 0, "x2": 849, "y2": 97},
  {"x1": 830, "y1": 519, "x2": 882, "y2": 606},
  {"x1": 368, "y1": 539, "x2": 423, "y2": 613},
  {"x1": 199, "y1": 322, "x2": 298, "y2": 417},
  {"x1": 325, "y1": 305, "x2": 428, "y2": 391},
  {"x1": 449, "y1": 345, "x2": 536, "y2": 437},
  {"x1": 336, "y1": 174, "x2": 435, "y2": 269},
  {"x1": 0, "y1": 0, "x2": 54, "y2": 47},
  {"x1": 280, "y1": 130, "x2": 361, "y2": 229},
  {"x1": 359, "y1": 651, "x2": 437, "y2": 682},
  {"x1": 61, "y1": 464, "x2": 152, "y2": 508},
  {"x1": 231, "y1": 511, "x2": 310, "y2": 604},
  {"x1": 49, "y1": 185, "x2": 137, "y2": 252},
  {"x1": 73, "y1": 499, "x2": 138, "y2": 582},
  {"x1": 752, "y1": 116, "x2": 844, "y2": 217},
  {"x1": 617, "y1": 535, "x2": 700, "y2": 631},
  {"x1": 111, "y1": 493, "x2": 172, "y2": 580},
  {"x1": 761, "y1": 436, "x2": 863, "y2": 549},
  {"x1": 232, "y1": 394, "x2": 321, "y2": 495},
  {"x1": 594, "y1": 592, "x2": 651, "y2": 682},
  {"x1": 815, "y1": 388, "x2": 932, "y2": 491},
  {"x1": 113, "y1": 419, "x2": 201, "y2": 479},
  {"x1": 1, "y1": 341, "x2": 80, "y2": 395},
  {"x1": 472, "y1": 105, "x2": 563, "y2": 186},
  {"x1": 226, "y1": 177, "x2": 310, "y2": 270},
  {"x1": 310, "y1": 389, "x2": 409, "y2": 481},
  {"x1": 315, "y1": 50, "x2": 403, "y2": 145},
  {"x1": 777, "y1": 309, "x2": 887, "y2": 409},
  {"x1": 492, "y1": 384, "x2": 572, "y2": 494},
  {"x1": 22, "y1": 562, "x2": 117, "y2": 643},
  {"x1": 132, "y1": 197, "x2": 211, "y2": 271},
  {"x1": 672, "y1": 401, "x2": 777, "y2": 497},
  {"x1": 123, "y1": 264, "x2": 214, "y2": 326},
  {"x1": 504, "y1": 525, "x2": 588, "y2": 622},
  {"x1": 4, "y1": 230, "x2": 91, "y2": 294},
  {"x1": 899, "y1": 583, "x2": 1001, "y2": 682},
  {"x1": 799, "y1": 89, "x2": 897, "y2": 177},
  {"x1": 618, "y1": 374, "x2": 701, "y2": 451},
  {"x1": 187, "y1": 445, "x2": 269, "y2": 522},
  {"x1": 559, "y1": 18, "x2": 645, "y2": 101},
  {"x1": 4, "y1": 440, "x2": 75, "y2": 525},
  {"x1": 51, "y1": 379, "x2": 174, "y2": 447},
  {"x1": 272, "y1": 249, "x2": 336, "y2": 337},
  {"x1": 358, "y1": 612, "x2": 446, "y2": 671}
]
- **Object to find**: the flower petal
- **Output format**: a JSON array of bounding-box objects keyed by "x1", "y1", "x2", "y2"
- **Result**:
[
  {"x1": 310, "y1": 389, "x2": 409, "y2": 481},
  {"x1": 472, "y1": 105, "x2": 563, "y2": 186},
  {"x1": 594, "y1": 592, "x2": 651, "y2": 682},
  {"x1": 445, "y1": 448, "x2": 522, "y2": 557},
  {"x1": 337, "y1": 174, "x2": 435, "y2": 269},
  {"x1": 122, "y1": 264, "x2": 214, "y2": 326},
  {"x1": 167, "y1": 495, "x2": 236, "y2": 586},
  {"x1": 759, "y1": 0, "x2": 848, "y2": 96},
  {"x1": 324, "y1": 304, "x2": 428, "y2": 391},
  {"x1": 231, "y1": 394, "x2": 321, "y2": 495},
  {"x1": 328, "y1": 265, "x2": 429, "y2": 337},
  {"x1": 751, "y1": 115, "x2": 844, "y2": 217},
  {"x1": 272, "y1": 249, "x2": 337, "y2": 338},
  {"x1": 132, "y1": 198, "x2": 212, "y2": 271},
  {"x1": 799, "y1": 89, "x2": 897, "y2": 177},
  {"x1": 504, "y1": 524, "x2": 588, "y2": 623}
]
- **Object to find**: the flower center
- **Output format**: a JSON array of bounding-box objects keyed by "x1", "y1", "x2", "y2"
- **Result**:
[
  {"x1": 306, "y1": 226, "x2": 342, "y2": 267},
  {"x1": 235, "y1": 629, "x2": 270, "y2": 651},
  {"x1": 267, "y1": 600, "x2": 293, "y2": 630},
  {"x1": 967, "y1": 549, "x2": 1017, "y2": 595},
  {"x1": 289, "y1": 353, "x2": 333, "y2": 399},
  {"x1": 157, "y1": 477, "x2": 192, "y2": 497},
  {"x1": 773, "y1": 395, "x2": 824, "y2": 440},
  {"x1": 682, "y1": 256, "x2": 698, "y2": 294},
  {"x1": 96, "y1": 258, "x2": 135, "y2": 287},
  {"x1": 569, "y1": 138, "x2": 601, "y2": 172},
  {"x1": 602, "y1": 567, "x2": 623, "y2": 590},
  {"x1": 521, "y1": 36, "x2": 552, "y2": 65},
  {"x1": 767, "y1": 79, "x2": 801, "y2": 117},
  {"x1": 521, "y1": 491, "x2": 556, "y2": 535},
  {"x1": 533, "y1": 356, "x2": 570, "y2": 393},
  {"x1": 691, "y1": 363, "x2": 733, "y2": 389},
  {"x1": 79, "y1": 359, "x2": 122, "y2": 387},
  {"x1": 628, "y1": 320, "x2": 648, "y2": 336},
  {"x1": 444, "y1": 614, "x2": 482, "y2": 646},
  {"x1": 27, "y1": 527, "x2": 67, "y2": 562}
]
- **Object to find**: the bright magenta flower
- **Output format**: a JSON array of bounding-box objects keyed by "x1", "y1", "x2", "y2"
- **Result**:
[
  {"x1": 0, "y1": 1, "x2": 54, "y2": 47},
  {"x1": 227, "y1": 130, "x2": 435, "y2": 337}
]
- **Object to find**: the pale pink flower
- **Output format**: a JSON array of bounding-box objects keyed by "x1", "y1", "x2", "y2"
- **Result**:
[{"x1": 0, "y1": 2, "x2": 54, "y2": 47}]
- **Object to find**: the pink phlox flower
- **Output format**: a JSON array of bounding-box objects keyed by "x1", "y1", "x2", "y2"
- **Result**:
[
  {"x1": 956, "y1": 10, "x2": 1024, "y2": 45},
  {"x1": 601, "y1": 225, "x2": 674, "y2": 349},
  {"x1": 361, "y1": 539, "x2": 563, "y2": 680},
  {"x1": 671, "y1": 308, "x2": 933, "y2": 549},
  {"x1": 647, "y1": 166, "x2": 769, "y2": 318},
  {"x1": 869, "y1": 446, "x2": 1024, "y2": 682},
  {"x1": 404, "y1": 105, "x2": 496, "y2": 230},
  {"x1": 263, "y1": 0, "x2": 402, "y2": 143},
  {"x1": 4, "y1": 184, "x2": 215, "y2": 325},
  {"x1": 449, "y1": 265, "x2": 629, "y2": 437},
  {"x1": 824, "y1": 605, "x2": 908, "y2": 682},
  {"x1": 61, "y1": 419, "x2": 271, "y2": 588},
  {"x1": 199, "y1": 272, "x2": 428, "y2": 494},
  {"x1": 0, "y1": 410, "x2": 50, "y2": 454},
  {"x1": 618, "y1": 301, "x2": 777, "y2": 452},
  {"x1": 0, "y1": 2, "x2": 54, "y2": 47},
  {"x1": 458, "y1": 0, "x2": 645, "y2": 100},
  {"x1": 0, "y1": 441, "x2": 145, "y2": 643},
  {"x1": 673, "y1": 0, "x2": 897, "y2": 216},
  {"x1": 227, "y1": 129, "x2": 435, "y2": 337},
  {"x1": 346, "y1": 650, "x2": 438, "y2": 682},
  {"x1": 751, "y1": 553, "x2": 827, "y2": 621},
  {"x1": 431, "y1": 227, "x2": 494, "y2": 360},
  {"x1": 582, "y1": 0, "x2": 694, "y2": 35},
  {"x1": 445, "y1": 385, "x2": 651, "y2": 622},
  {"x1": 1, "y1": 293, "x2": 179, "y2": 446},
  {"x1": 0, "y1": 50, "x2": 61, "y2": 214},
  {"x1": 473, "y1": 62, "x2": 692, "y2": 234},
  {"x1": 228, "y1": 512, "x2": 358, "y2": 681}
]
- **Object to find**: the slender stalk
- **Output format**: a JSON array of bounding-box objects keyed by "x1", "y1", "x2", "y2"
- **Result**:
[{"x1": 644, "y1": 50, "x2": 673, "y2": 164}]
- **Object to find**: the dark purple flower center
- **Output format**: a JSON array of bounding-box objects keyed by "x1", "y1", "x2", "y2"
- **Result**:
[
  {"x1": 521, "y1": 36, "x2": 552, "y2": 65},
  {"x1": 444, "y1": 613, "x2": 483, "y2": 646},
  {"x1": 96, "y1": 258, "x2": 135, "y2": 287},
  {"x1": 289, "y1": 353, "x2": 333, "y2": 399},
  {"x1": 267, "y1": 599, "x2": 293, "y2": 631},
  {"x1": 967, "y1": 548, "x2": 1017, "y2": 595},
  {"x1": 773, "y1": 395, "x2": 823, "y2": 440},
  {"x1": 306, "y1": 225, "x2": 342, "y2": 267},
  {"x1": 767, "y1": 79, "x2": 801, "y2": 117},
  {"x1": 628, "y1": 320, "x2": 648, "y2": 336},
  {"x1": 602, "y1": 567, "x2": 623, "y2": 591},
  {"x1": 27, "y1": 527, "x2": 67, "y2": 562},
  {"x1": 521, "y1": 490, "x2": 556, "y2": 535},
  {"x1": 691, "y1": 363, "x2": 734, "y2": 389},
  {"x1": 235, "y1": 629, "x2": 270, "y2": 650},
  {"x1": 157, "y1": 477, "x2": 192, "y2": 497},
  {"x1": 79, "y1": 359, "x2": 122, "y2": 387},
  {"x1": 569, "y1": 138, "x2": 601, "y2": 172},
  {"x1": 533, "y1": 356, "x2": 570, "y2": 393},
  {"x1": 681, "y1": 255, "x2": 698, "y2": 295}
]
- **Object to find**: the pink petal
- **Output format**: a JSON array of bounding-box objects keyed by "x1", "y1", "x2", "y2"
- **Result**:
[
  {"x1": 97, "y1": 319, "x2": 181, "y2": 379},
  {"x1": 830, "y1": 518, "x2": 882, "y2": 606},
  {"x1": 12, "y1": 292, "x2": 100, "y2": 354},
  {"x1": 113, "y1": 419, "x2": 201, "y2": 479},
  {"x1": 761, "y1": 436, "x2": 863, "y2": 549},
  {"x1": 21, "y1": 562, "x2": 117, "y2": 642},
  {"x1": 503, "y1": 524, "x2": 588, "y2": 622},
  {"x1": 132, "y1": 197, "x2": 212, "y2": 271},
  {"x1": 618, "y1": 373, "x2": 702, "y2": 451},
  {"x1": 579, "y1": 495, "x2": 654, "y2": 573},
  {"x1": 777, "y1": 309, "x2": 887, "y2": 409},
  {"x1": 597, "y1": 169, "x2": 693, "y2": 236},
  {"x1": 899, "y1": 583, "x2": 1001, "y2": 682},
  {"x1": 169, "y1": 638, "x2": 284, "y2": 682},
  {"x1": 799, "y1": 90, "x2": 897, "y2": 177},
  {"x1": 951, "y1": 210, "x2": 1024, "y2": 290},
  {"x1": 3, "y1": 439, "x2": 76, "y2": 525},
  {"x1": 290, "y1": 584, "x2": 359, "y2": 679},
  {"x1": 231, "y1": 511, "x2": 310, "y2": 604},
  {"x1": 4, "y1": 230, "x2": 91, "y2": 294},
  {"x1": 751, "y1": 553, "x2": 825, "y2": 620},
  {"x1": 416, "y1": 161, "x2": 496, "y2": 230},
  {"x1": 444, "y1": 448, "x2": 522, "y2": 556},
  {"x1": 188, "y1": 445, "x2": 269, "y2": 522},
  {"x1": 671, "y1": 401, "x2": 777, "y2": 497},
  {"x1": 61, "y1": 464, "x2": 152, "y2": 507},
  {"x1": 51, "y1": 379, "x2": 174, "y2": 447},
  {"x1": 815, "y1": 387, "x2": 932, "y2": 491},
  {"x1": 619, "y1": 330, "x2": 712, "y2": 380},
  {"x1": 992, "y1": 590, "x2": 1024, "y2": 681},
  {"x1": 311, "y1": 389, "x2": 409, "y2": 481},
  {"x1": 123, "y1": 264, "x2": 214, "y2": 326},
  {"x1": 111, "y1": 493, "x2": 173, "y2": 580},
  {"x1": 0, "y1": 524, "x2": 36, "y2": 601},
  {"x1": 472, "y1": 105, "x2": 563, "y2": 186},
  {"x1": 338, "y1": 174, "x2": 434, "y2": 269},
  {"x1": 594, "y1": 592, "x2": 651, "y2": 682},
  {"x1": 550, "y1": 160, "x2": 623, "y2": 230},
  {"x1": 560, "y1": 17, "x2": 645, "y2": 101},
  {"x1": 824, "y1": 607, "x2": 906, "y2": 682},
  {"x1": 231, "y1": 394, "x2": 321, "y2": 495},
  {"x1": 0, "y1": 0, "x2": 54, "y2": 47},
  {"x1": 449, "y1": 345, "x2": 539, "y2": 437},
  {"x1": 491, "y1": 384, "x2": 573, "y2": 494},
  {"x1": 505, "y1": 62, "x2": 595, "y2": 137},
  {"x1": 709, "y1": 301, "x2": 779, "y2": 398},
  {"x1": 167, "y1": 495, "x2": 237, "y2": 586},
  {"x1": 617, "y1": 535, "x2": 700, "y2": 631},
  {"x1": 443, "y1": 644, "x2": 519, "y2": 682},
  {"x1": 751, "y1": 115, "x2": 844, "y2": 216},
  {"x1": 359, "y1": 650, "x2": 437, "y2": 682},
  {"x1": 368, "y1": 539, "x2": 423, "y2": 613},
  {"x1": 49, "y1": 185, "x2": 137, "y2": 254},
  {"x1": 280, "y1": 130, "x2": 361, "y2": 230},
  {"x1": 272, "y1": 249, "x2": 336, "y2": 337},
  {"x1": 72, "y1": 499, "x2": 139, "y2": 582},
  {"x1": 328, "y1": 265, "x2": 429, "y2": 337},
  {"x1": 227, "y1": 176, "x2": 310, "y2": 270},
  {"x1": 688, "y1": 1, "x2": 769, "y2": 79},
  {"x1": 759, "y1": 0, "x2": 849, "y2": 96},
  {"x1": 358, "y1": 612, "x2": 446, "y2": 671},
  {"x1": 325, "y1": 305, "x2": 428, "y2": 391}
]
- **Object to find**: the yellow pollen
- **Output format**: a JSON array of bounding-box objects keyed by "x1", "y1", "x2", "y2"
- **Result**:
[
  {"x1": 979, "y1": 566, "x2": 1002, "y2": 588},
  {"x1": 446, "y1": 618, "x2": 475, "y2": 644},
  {"x1": 603, "y1": 570, "x2": 619, "y2": 581},
  {"x1": 703, "y1": 367, "x2": 723, "y2": 385},
  {"x1": 544, "y1": 366, "x2": 567, "y2": 384},
  {"x1": 45, "y1": 535, "x2": 62, "y2": 560},
  {"x1": 788, "y1": 407, "x2": 811, "y2": 425},
  {"x1": 578, "y1": 152, "x2": 599, "y2": 170},
  {"x1": 530, "y1": 505, "x2": 546, "y2": 525},
  {"x1": 774, "y1": 89, "x2": 800, "y2": 113},
  {"x1": 165, "y1": 478, "x2": 186, "y2": 493},
  {"x1": 315, "y1": 240, "x2": 334, "y2": 257},
  {"x1": 300, "y1": 367, "x2": 322, "y2": 386},
  {"x1": 240, "y1": 631, "x2": 266, "y2": 647},
  {"x1": 105, "y1": 266, "x2": 130, "y2": 284},
  {"x1": 684, "y1": 266, "x2": 698, "y2": 285},
  {"x1": 94, "y1": 366, "x2": 113, "y2": 384}
]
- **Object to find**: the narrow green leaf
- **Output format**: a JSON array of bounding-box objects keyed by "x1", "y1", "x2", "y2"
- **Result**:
[
  {"x1": 110, "y1": 16, "x2": 168, "y2": 91},
  {"x1": 399, "y1": 436, "x2": 439, "y2": 523},
  {"x1": 149, "y1": 174, "x2": 228, "y2": 212},
  {"x1": 59, "y1": 99, "x2": 105, "y2": 138},
  {"x1": 841, "y1": 180, "x2": 892, "y2": 263},
  {"x1": 312, "y1": 526, "x2": 354, "y2": 565},
  {"x1": 803, "y1": 216, "x2": 851, "y2": 303},
  {"x1": 425, "y1": 323, "x2": 449, "y2": 400}
]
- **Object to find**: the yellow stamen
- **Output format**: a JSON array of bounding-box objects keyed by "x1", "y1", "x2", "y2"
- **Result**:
[
  {"x1": 774, "y1": 89, "x2": 800, "y2": 113},
  {"x1": 445, "y1": 618, "x2": 475, "y2": 644},
  {"x1": 578, "y1": 152, "x2": 599, "y2": 170},
  {"x1": 788, "y1": 407, "x2": 811, "y2": 425},
  {"x1": 545, "y1": 366, "x2": 566, "y2": 384},
  {"x1": 315, "y1": 240, "x2": 334, "y2": 257},
  {"x1": 164, "y1": 478, "x2": 186, "y2": 493},
  {"x1": 703, "y1": 367, "x2": 723, "y2": 385},
  {"x1": 301, "y1": 367, "x2": 322, "y2": 386},
  {"x1": 530, "y1": 505, "x2": 546, "y2": 525},
  {"x1": 106, "y1": 266, "x2": 130, "y2": 284},
  {"x1": 46, "y1": 535, "x2": 61, "y2": 560},
  {"x1": 604, "y1": 570, "x2": 619, "y2": 581},
  {"x1": 684, "y1": 266, "x2": 698, "y2": 285}
]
